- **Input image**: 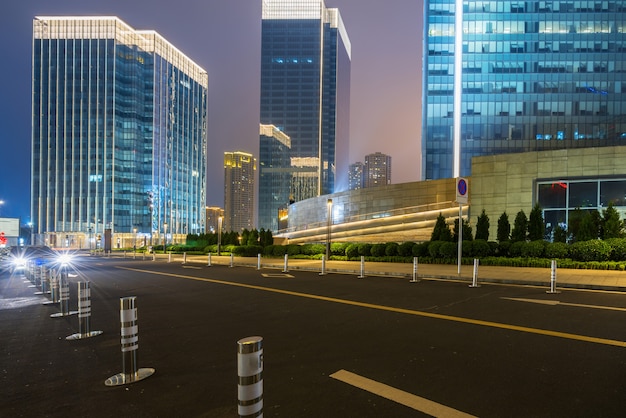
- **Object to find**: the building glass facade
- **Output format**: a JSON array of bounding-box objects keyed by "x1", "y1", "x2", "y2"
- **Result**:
[
  {"x1": 259, "y1": 124, "x2": 292, "y2": 232},
  {"x1": 423, "y1": 1, "x2": 626, "y2": 180},
  {"x1": 224, "y1": 152, "x2": 256, "y2": 233},
  {"x1": 260, "y1": 0, "x2": 351, "y2": 205},
  {"x1": 32, "y1": 17, "x2": 207, "y2": 246}
]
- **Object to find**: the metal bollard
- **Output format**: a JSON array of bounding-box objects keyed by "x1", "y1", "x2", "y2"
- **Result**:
[
  {"x1": 237, "y1": 336, "x2": 263, "y2": 418},
  {"x1": 469, "y1": 258, "x2": 480, "y2": 288},
  {"x1": 168, "y1": 253, "x2": 171, "y2": 263},
  {"x1": 51, "y1": 267, "x2": 77, "y2": 318},
  {"x1": 230, "y1": 253, "x2": 234, "y2": 268},
  {"x1": 183, "y1": 252, "x2": 187, "y2": 264},
  {"x1": 547, "y1": 260, "x2": 560, "y2": 294},
  {"x1": 207, "y1": 253, "x2": 212, "y2": 266},
  {"x1": 357, "y1": 256, "x2": 365, "y2": 279},
  {"x1": 44, "y1": 268, "x2": 60, "y2": 305},
  {"x1": 410, "y1": 257, "x2": 419, "y2": 283},
  {"x1": 67, "y1": 281, "x2": 103, "y2": 340},
  {"x1": 282, "y1": 254, "x2": 289, "y2": 273},
  {"x1": 35, "y1": 265, "x2": 50, "y2": 295},
  {"x1": 319, "y1": 255, "x2": 327, "y2": 276},
  {"x1": 152, "y1": 253, "x2": 156, "y2": 262},
  {"x1": 105, "y1": 297, "x2": 155, "y2": 386},
  {"x1": 257, "y1": 254, "x2": 261, "y2": 270}
]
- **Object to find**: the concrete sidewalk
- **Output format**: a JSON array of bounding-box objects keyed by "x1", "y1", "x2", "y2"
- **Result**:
[{"x1": 121, "y1": 252, "x2": 626, "y2": 292}]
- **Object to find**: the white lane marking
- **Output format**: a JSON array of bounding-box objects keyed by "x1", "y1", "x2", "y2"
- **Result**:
[
  {"x1": 330, "y1": 369, "x2": 477, "y2": 418},
  {"x1": 182, "y1": 265, "x2": 202, "y2": 270},
  {"x1": 261, "y1": 273, "x2": 294, "y2": 278},
  {"x1": 502, "y1": 297, "x2": 626, "y2": 312}
]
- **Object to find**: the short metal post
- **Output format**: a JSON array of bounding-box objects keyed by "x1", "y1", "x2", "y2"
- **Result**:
[
  {"x1": 152, "y1": 253, "x2": 156, "y2": 262},
  {"x1": 44, "y1": 268, "x2": 60, "y2": 305},
  {"x1": 230, "y1": 253, "x2": 234, "y2": 268},
  {"x1": 35, "y1": 265, "x2": 50, "y2": 295},
  {"x1": 237, "y1": 336, "x2": 263, "y2": 418},
  {"x1": 257, "y1": 254, "x2": 261, "y2": 270},
  {"x1": 469, "y1": 258, "x2": 480, "y2": 288},
  {"x1": 547, "y1": 259, "x2": 560, "y2": 294},
  {"x1": 142, "y1": 252, "x2": 145, "y2": 260},
  {"x1": 105, "y1": 297, "x2": 155, "y2": 386},
  {"x1": 133, "y1": 252, "x2": 136, "y2": 260},
  {"x1": 282, "y1": 254, "x2": 289, "y2": 273},
  {"x1": 319, "y1": 255, "x2": 327, "y2": 276},
  {"x1": 67, "y1": 281, "x2": 103, "y2": 340},
  {"x1": 207, "y1": 253, "x2": 212, "y2": 266},
  {"x1": 410, "y1": 257, "x2": 419, "y2": 283},
  {"x1": 51, "y1": 267, "x2": 76, "y2": 318},
  {"x1": 183, "y1": 252, "x2": 187, "y2": 264},
  {"x1": 168, "y1": 253, "x2": 171, "y2": 263},
  {"x1": 358, "y1": 256, "x2": 365, "y2": 279}
]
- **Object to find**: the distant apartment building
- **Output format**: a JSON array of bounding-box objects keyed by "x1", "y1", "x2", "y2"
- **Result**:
[
  {"x1": 31, "y1": 16, "x2": 208, "y2": 248},
  {"x1": 259, "y1": 124, "x2": 292, "y2": 232},
  {"x1": 260, "y1": 0, "x2": 351, "y2": 202},
  {"x1": 224, "y1": 152, "x2": 256, "y2": 233},
  {"x1": 348, "y1": 162, "x2": 365, "y2": 191},
  {"x1": 364, "y1": 152, "x2": 392, "y2": 188}
]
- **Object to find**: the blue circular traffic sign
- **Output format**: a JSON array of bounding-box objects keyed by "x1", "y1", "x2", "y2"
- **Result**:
[{"x1": 457, "y1": 178, "x2": 467, "y2": 196}]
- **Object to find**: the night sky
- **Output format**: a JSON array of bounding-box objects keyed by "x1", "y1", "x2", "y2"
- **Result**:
[{"x1": 0, "y1": 0, "x2": 422, "y2": 222}]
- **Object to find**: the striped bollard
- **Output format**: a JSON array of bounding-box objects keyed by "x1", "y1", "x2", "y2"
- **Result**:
[
  {"x1": 35, "y1": 265, "x2": 50, "y2": 295},
  {"x1": 207, "y1": 253, "x2": 212, "y2": 266},
  {"x1": 105, "y1": 297, "x2": 155, "y2": 386},
  {"x1": 547, "y1": 260, "x2": 560, "y2": 294},
  {"x1": 410, "y1": 257, "x2": 419, "y2": 283},
  {"x1": 257, "y1": 254, "x2": 261, "y2": 270},
  {"x1": 357, "y1": 256, "x2": 365, "y2": 279},
  {"x1": 67, "y1": 281, "x2": 103, "y2": 340},
  {"x1": 282, "y1": 254, "x2": 289, "y2": 273},
  {"x1": 51, "y1": 267, "x2": 77, "y2": 318},
  {"x1": 44, "y1": 269, "x2": 60, "y2": 305},
  {"x1": 238, "y1": 336, "x2": 263, "y2": 418},
  {"x1": 469, "y1": 258, "x2": 480, "y2": 288},
  {"x1": 230, "y1": 253, "x2": 235, "y2": 268},
  {"x1": 319, "y1": 255, "x2": 327, "y2": 276}
]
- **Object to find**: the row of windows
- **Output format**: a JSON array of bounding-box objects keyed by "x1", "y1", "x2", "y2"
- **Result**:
[
  {"x1": 429, "y1": 1, "x2": 626, "y2": 15},
  {"x1": 429, "y1": 80, "x2": 624, "y2": 95},
  {"x1": 461, "y1": 41, "x2": 626, "y2": 54},
  {"x1": 427, "y1": 100, "x2": 626, "y2": 117}
]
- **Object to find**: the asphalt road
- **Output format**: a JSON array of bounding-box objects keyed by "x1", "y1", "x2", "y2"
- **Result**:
[{"x1": 2, "y1": 255, "x2": 626, "y2": 417}]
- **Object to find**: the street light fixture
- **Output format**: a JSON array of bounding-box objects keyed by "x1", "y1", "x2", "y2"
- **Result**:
[
  {"x1": 217, "y1": 216, "x2": 223, "y2": 256},
  {"x1": 326, "y1": 198, "x2": 333, "y2": 260},
  {"x1": 163, "y1": 222, "x2": 168, "y2": 254}
]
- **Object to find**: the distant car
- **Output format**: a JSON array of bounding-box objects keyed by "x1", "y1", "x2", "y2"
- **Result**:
[{"x1": 7, "y1": 246, "x2": 61, "y2": 274}]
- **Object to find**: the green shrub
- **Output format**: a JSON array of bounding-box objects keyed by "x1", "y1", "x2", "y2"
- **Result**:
[
  {"x1": 370, "y1": 244, "x2": 386, "y2": 257},
  {"x1": 413, "y1": 242, "x2": 430, "y2": 257},
  {"x1": 522, "y1": 240, "x2": 546, "y2": 258},
  {"x1": 398, "y1": 242, "x2": 415, "y2": 257},
  {"x1": 471, "y1": 239, "x2": 491, "y2": 257},
  {"x1": 385, "y1": 242, "x2": 399, "y2": 257},
  {"x1": 605, "y1": 238, "x2": 626, "y2": 261},
  {"x1": 357, "y1": 243, "x2": 372, "y2": 257},
  {"x1": 428, "y1": 241, "x2": 444, "y2": 258},
  {"x1": 462, "y1": 240, "x2": 472, "y2": 257},
  {"x1": 570, "y1": 240, "x2": 612, "y2": 262},
  {"x1": 287, "y1": 244, "x2": 301, "y2": 256},
  {"x1": 346, "y1": 244, "x2": 359, "y2": 258},
  {"x1": 232, "y1": 245, "x2": 263, "y2": 257},
  {"x1": 331, "y1": 242, "x2": 349, "y2": 256},
  {"x1": 272, "y1": 245, "x2": 288, "y2": 256},
  {"x1": 439, "y1": 242, "x2": 457, "y2": 258},
  {"x1": 509, "y1": 241, "x2": 525, "y2": 257},
  {"x1": 496, "y1": 241, "x2": 511, "y2": 257},
  {"x1": 545, "y1": 242, "x2": 569, "y2": 259},
  {"x1": 301, "y1": 243, "x2": 324, "y2": 255}
]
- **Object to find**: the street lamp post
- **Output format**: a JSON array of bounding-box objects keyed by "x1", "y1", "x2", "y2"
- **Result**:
[
  {"x1": 163, "y1": 222, "x2": 168, "y2": 254},
  {"x1": 326, "y1": 199, "x2": 333, "y2": 260},
  {"x1": 133, "y1": 227, "x2": 137, "y2": 252},
  {"x1": 217, "y1": 216, "x2": 223, "y2": 256}
]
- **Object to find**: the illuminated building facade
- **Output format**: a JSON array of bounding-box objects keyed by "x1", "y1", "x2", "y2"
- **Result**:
[
  {"x1": 259, "y1": 124, "x2": 292, "y2": 232},
  {"x1": 348, "y1": 162, "x2": 364, "y2": 191},
  {"x1": 260, "y1": 0, "x2": 351, "y2": 202},
  {"x1": 423, "y1": 1, "x2": 626, "y2": 180},
  {"x1": 364, "y1": 152, "x2": 392, "y2": 188},
  {"x1": 32, "y1": 17, "x2": 207, "y2": 246},
  {"x1": 224, "y1": 151, "x2": 256, "y2": 233}
]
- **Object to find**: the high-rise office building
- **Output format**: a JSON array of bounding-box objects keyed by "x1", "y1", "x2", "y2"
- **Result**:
[
  {"x1": 348, "y1": 162, "x2": 365, "y2": 191},
  {"x1": 259, "y1": 124, "x2": 292, "y2": 232},
  {"x1": 423, "y1": 1, "x2": 626, "y2": 180},
  {"x1": 364, "y1": 152, "x2": 392, "y2": 188},
  {"x1": 260, "y1": 0, "x2": 351, "y2": 203},
  {"x1": 32, "y1": 16, "x2": 208, "y2": 247},
  {"x1": 224, "y1": 151, "x2": 256, "y2": 233}
]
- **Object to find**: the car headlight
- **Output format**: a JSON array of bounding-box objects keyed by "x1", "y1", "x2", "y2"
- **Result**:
[{"x1": 57, "y1": 253, "x2": 73, "y2": 266}]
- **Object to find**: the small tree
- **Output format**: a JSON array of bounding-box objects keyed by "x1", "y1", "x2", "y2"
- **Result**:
[
  {"x1": 576, "y1": 210, "x2": 601, "y2": 241},
  {"x1": 602, "y1": 202, "x2": 624, "y2": 239},
  {"x1": 552, "y1": 224, "x2": 568, "y2": 243},
  {"x1": 497, "y1": 212, "x2": 511, "y2": 243},
  {"x1": 511, "y1": 210, "x2": 528, "y2": 242},
  {"x1": 528, "y1": 203, "x2": 545, "y2": 241},
  {"x1": 453, "y1": 218, "x2": 473, "y2": 241},
  {"x1": 475, "y1": 210, "x2": 490, "y2": 241},
  {"x1": 431, "y1": 213, "x2": 453, "y2": 242}
]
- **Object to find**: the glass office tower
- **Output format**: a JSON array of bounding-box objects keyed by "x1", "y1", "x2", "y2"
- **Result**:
[
  {"x1": 32, "y1": 17, "x2": 207, "y2": 247},
  {"x1": 260, "y1": 0, "x2": 351, "y2": 227},
  {"x1": 223, "y1": 152, "x2": 256, "y2": 233},
  {"x1": 423, "y1": 1, "x2": 626, "y2": 180},
  {"x1": 259, "y1": 124, "x2": 292, "y2": 232}
]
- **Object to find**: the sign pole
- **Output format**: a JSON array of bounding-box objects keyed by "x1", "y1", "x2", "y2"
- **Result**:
[{"x1": 455, "y1": 178, "x2": 469, "y2": 276}]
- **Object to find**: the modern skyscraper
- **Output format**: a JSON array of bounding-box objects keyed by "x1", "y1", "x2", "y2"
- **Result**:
[
  {"x1": 32, "y1": 16, "x2": 208, "y2": 247},
  {"x1": 364, "y1": 152, "x2": 392, "y2": 188},
  {"x1": 259, "y1": 124, "x2": 292, "y2": 232},
  {"x1": 223, "y1": 151, "x2": 256, "y2": 233},
  {"x1": 348, "y1": 162, "x2": 364, "y2": 191},
  {"x1": 260, "y1": 0, "x2": 351, "y2": 203},
  {"x1": 423, "y1": 1, "x2": 626, "y2": 180}
]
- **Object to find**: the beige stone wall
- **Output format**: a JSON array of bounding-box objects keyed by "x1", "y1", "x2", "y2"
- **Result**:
[{"x1": 471, "y1": 145, "x2": 626, "y2": 240}]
